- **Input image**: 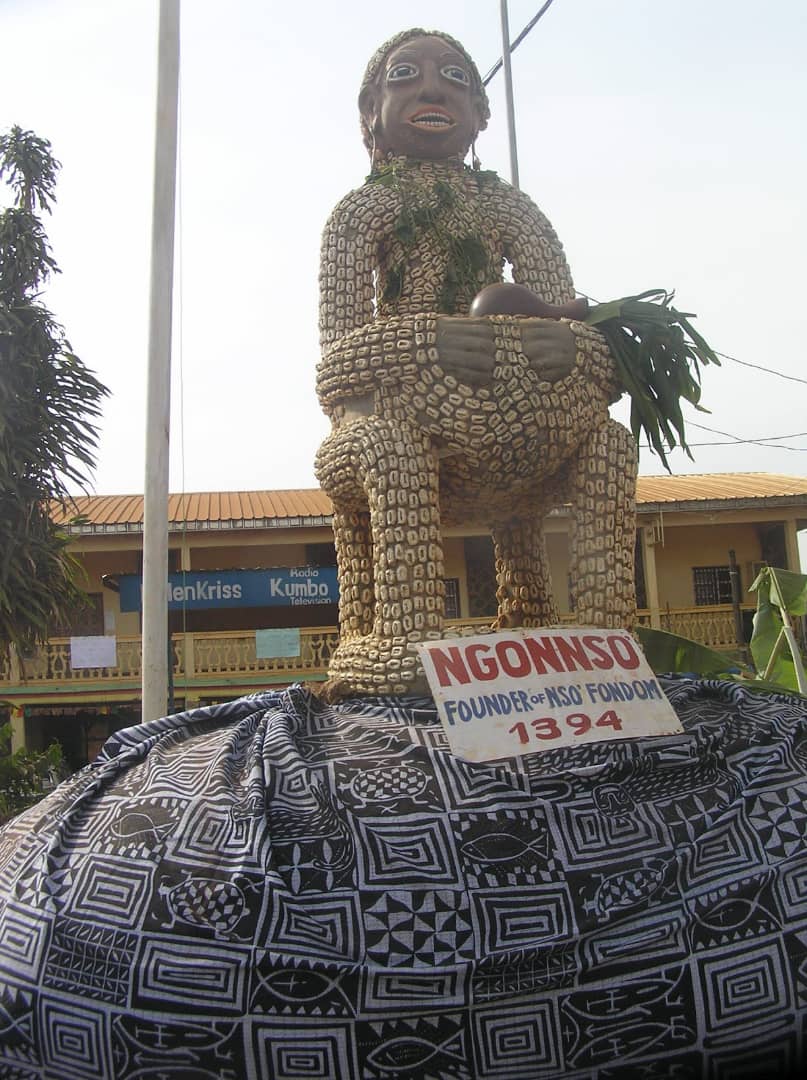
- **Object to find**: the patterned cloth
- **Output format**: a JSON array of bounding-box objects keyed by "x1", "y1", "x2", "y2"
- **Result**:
[{"x1": 0, "y1": 678, "x2": 806, "y2": 1078}]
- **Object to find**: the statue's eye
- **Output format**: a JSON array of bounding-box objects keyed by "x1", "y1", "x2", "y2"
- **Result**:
[
  {"x1": 387, "y1": 62, "x2": 418, "y2": 82},
  {"x1": 442, "y1": 65, "x2": 470, "y2": 86}
]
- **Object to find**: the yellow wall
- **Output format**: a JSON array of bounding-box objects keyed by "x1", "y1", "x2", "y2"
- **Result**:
[
  {"x1": 190, "y1": 542, "x2": 310, "y2": 570},
  {"x1": 546, "y1": 532, "x2": 572, "y2": 613},
  {"x1": 653, "y1": 523, "x2": 761, "y2": 607},
  {"x1": 443, "y1": 537, "x2": 468, "y2": 615},
  {"x1": 59, "y1": 509, "x2": 801, "y2": 638}
]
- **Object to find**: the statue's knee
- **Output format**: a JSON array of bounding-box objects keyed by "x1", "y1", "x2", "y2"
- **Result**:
[
  {"x1": 316, "y1": 435, "x2": 358, "y2": 499},
  {"x1": 316, "y1": 420, "x2": 386, "y2": 498}
]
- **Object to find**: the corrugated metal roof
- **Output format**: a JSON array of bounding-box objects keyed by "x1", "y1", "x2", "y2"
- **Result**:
[
  {"x1": 56, "y1": 489, "x2": 335, "y2": 531},
  {"x1": 636, "y1": 472, "x2": 807, "y2": 507},
  {"x1": 54, "y1": 474, "x2": 807, "y2": 531}
]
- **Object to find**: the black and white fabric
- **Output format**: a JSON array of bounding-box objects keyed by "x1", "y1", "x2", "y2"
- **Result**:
[{"x1": 0, "y1": 678, "x2": 806, "y2": 1078}]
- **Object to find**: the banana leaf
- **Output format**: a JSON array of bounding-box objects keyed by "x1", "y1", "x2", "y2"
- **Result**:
[
  {"x1": 748, "y1": 566, "x2": 807, "y2": 692},
  {"x1": 636, "y1": 625, "x2": 734, "y2": 677}
]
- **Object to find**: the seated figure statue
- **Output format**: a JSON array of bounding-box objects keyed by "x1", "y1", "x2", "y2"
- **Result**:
[{"x1": 316, "y1": 28, "x2": 637, "y2": 698}]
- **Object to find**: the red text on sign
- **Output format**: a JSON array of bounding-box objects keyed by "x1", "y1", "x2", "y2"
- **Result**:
[
  {"x1": 508, "y1": 710, "x2": 624, "y2": 745},
  {"x1": 430, "y1": 634, "x2": 641, "y2": 688}
]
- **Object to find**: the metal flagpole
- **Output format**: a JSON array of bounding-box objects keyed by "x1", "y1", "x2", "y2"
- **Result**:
[
  {"x1": 499, "y1": 0, "x2": 520, "y2": 189},
  {"x1": 142, "y1": 0, "x2": 180, "y2": 723}
]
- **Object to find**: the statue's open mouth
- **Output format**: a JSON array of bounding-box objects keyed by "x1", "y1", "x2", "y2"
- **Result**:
[{"x1": 409, "y1": 109, "x2": 455, "y2": 129}]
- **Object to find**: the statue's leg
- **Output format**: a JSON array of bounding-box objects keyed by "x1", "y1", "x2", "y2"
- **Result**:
[
  {"x1": 332, "y1": 508, "x2": 374, "y2": 641},
  {"x1": 492, "y1": 518, "x2": 559, "y2": 629},
  {"x1": 566, "y1": 419, "x2": 638, "y2": 628},
  {"x1": 316, "y1": 430, "x2": 374, "y2": 641},
  {"x1": 315, "y1": 416, "x2": 443, "y2": 696}
]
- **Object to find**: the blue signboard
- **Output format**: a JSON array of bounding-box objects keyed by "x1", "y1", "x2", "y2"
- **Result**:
[{"x1": 118, "y1": 567, "x2": 339, "y2": 612}]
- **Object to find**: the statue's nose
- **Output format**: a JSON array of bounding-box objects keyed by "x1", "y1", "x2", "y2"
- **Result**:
[{"x1": 419, "y1": 64, "x2": 446, "y2": 102}]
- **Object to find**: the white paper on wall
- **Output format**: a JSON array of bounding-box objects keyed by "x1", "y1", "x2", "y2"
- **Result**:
[
  {"x1": 255, "y1": 628, "x2": 301, "y2": 659},
  {"x1": 70, "y1": 635, "x2": 117, "y2": 669}
]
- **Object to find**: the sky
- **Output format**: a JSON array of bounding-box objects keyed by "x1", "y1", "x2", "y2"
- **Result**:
[{"x1": 2, "y1": 0, "x2": 806, "y2": 497}]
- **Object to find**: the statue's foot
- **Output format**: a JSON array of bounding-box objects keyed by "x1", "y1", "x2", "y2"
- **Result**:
[{"x1": 320, "y1": 635, "x2": 431, "y2": 700}]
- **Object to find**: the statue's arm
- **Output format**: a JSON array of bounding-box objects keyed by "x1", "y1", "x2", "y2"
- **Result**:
[
  {"x1": 487, "y1": 183, "x2": 619, "y2": 395},
  {"x1": 495, "y1": 184, "x2": 576, "y2": 304},
  {"x1": 318, "y1": 188, "x2": 377, "y2": 352}
]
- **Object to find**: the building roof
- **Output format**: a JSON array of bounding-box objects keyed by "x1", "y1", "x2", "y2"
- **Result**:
[
  {"x1": 59, "y1": 490, "x2": 334, "y2": 534},
  {"x1": 635, "y1": 473, "x2": 807, "y2": 513},
  {"x1": 56, "y1": 474, "x2": 807, "y2": 534}
]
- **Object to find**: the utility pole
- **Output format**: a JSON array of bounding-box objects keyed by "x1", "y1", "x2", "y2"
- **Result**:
[
  {"x1": 142, "y1": 0, "x2": 180, "y2": 723},
  {"x1": 500, "y1": 0, "x2": 520, "y2": 188}
]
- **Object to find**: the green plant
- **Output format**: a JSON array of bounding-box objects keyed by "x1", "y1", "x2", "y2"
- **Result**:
[
  {"x1": 0, "y1": 126, "x2": 109, "y2": 657},
  {"x1": 638, "y1": 565, "x2": 807, "y2": 696},
  {"x1": 0, "y1": 719, "x2": 63, "y2": 823},
  {"x1": 748, "y1": 566, "x2": 807, "y2": 693}
]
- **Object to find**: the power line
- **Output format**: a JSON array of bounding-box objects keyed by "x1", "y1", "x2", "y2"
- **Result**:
[
  {"x1": 716, "y1": 350, "x2": 807, "y2": 386},
  {"x1": 684, "y1": 440, "x2": 807, "y2": 451},
  {"x1": 638, "y1": 421, "x2": 807, "y2": 452},
  {"x1": 579, "y1": 290, "x2": 806, "y2": 388},
  {"x1": 631, "y1": 415, "x2": 807, "y2": 453},
  {"x1": 687, "y1": 414, "x2": 807, "y2": 444}
]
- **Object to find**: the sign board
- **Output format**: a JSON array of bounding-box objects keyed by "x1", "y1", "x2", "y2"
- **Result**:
[
  {"x1": 118, "y1": 567, "x2": 338, "y2": 612},
  {"x1": 256, "y1": 628, "x2": 301, "y2": 659},
  {"x1": 70, "y1": 635, "x2": 117, "y2": 669},
  {"x1": 417, "y1": 627, "x2": 683, "y2": 763}
]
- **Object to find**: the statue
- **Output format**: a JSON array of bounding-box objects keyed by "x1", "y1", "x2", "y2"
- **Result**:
[{"x1": 315, "y1": 29, "x2": 637, "y2": 696}]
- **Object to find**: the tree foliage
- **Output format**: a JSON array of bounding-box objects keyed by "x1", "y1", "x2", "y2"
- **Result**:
[
  {"x1": 0, "y1": 720, "x2": 63, "y2": 824},
  {"x1": 0, "y1": 126, "x2": 109, "y2": 655}
]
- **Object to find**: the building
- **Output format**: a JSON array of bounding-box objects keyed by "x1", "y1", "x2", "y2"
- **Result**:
[{"x1": 3, "y1": 473, "x2": 806, "y2": 767}]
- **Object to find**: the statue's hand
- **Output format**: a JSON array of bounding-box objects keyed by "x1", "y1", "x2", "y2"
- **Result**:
[
  {"x1": 520, "y1": 319, "x2": 577, "y2": 383},
  {"x1": 436, "y1": 316, "x2": 577, "y2": 389},
  {"x1": 436, "y1": 316, "x2": 496, "y2": 387}
]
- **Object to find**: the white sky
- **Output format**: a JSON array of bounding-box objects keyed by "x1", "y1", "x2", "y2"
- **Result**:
[{"x1": 2, "y1": 0, "x2": 806, "y2": 497}]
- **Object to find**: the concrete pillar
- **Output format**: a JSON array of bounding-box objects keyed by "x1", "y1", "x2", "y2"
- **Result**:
[
  {"x1": 10, "y1": 705, "x2": 25, "y2": 753},
  {"x1": 784, "y1": 519, "x2": 801, "y2": 573},
  {"x1": 184, "y1": 634, "x2": 196, "y2": 681},
  {"x1": 180, "y1": 539, "x2": 192, "y2": 572},
  {"x1": 640, "y1": 526, "x2": 662, "y2": 628}
]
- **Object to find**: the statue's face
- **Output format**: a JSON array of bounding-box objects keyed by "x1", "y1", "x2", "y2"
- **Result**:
[{"x1": 365, "y1": 35, "x2": 484, "y2": 160}]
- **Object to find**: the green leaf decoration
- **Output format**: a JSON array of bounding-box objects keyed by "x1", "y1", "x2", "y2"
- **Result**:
[
  {"x1": 472, "y1": 169, "x2": 501, "y2": 189},
  {"x1": 366, "y1": 164, "x2": 494, "y2": 315},
  {"x1": 585, "y1": 289, "x2": 721, "y2": 472}
]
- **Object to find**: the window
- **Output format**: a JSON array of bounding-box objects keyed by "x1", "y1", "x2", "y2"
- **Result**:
[
  {"x1": 692, "y1": 566, "x2": 738, "y2": 606},
  {"x1": 49, "y1": 593, "x2": 105, "y2": 637},
  {"x1": 305, "y1": 543, "x2": 337, "y2": 567},
  {"x1": 444, "y1": 578, "x2": 461, "y2": 620}
]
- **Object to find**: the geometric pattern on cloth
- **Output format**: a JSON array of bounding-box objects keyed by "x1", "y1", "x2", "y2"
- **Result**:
[{"x1": 0, "y1": 677, "x2": 806, "y2": 1077}]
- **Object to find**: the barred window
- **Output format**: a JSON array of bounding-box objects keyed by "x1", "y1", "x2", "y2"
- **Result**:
[
  {"x1": 692, "y1": 566, "x2": 737, "y2": 606},
  {"x1": 444, "y1": 578, "x2": 461, "y2": 620}
]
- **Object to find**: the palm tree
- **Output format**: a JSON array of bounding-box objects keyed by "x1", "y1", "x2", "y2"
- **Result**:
[{"x1": 0, "y1": 125, "x2": 109, "y2": 656}]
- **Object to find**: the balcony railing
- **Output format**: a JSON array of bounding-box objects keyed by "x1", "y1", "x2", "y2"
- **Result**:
[
  {"x1": 635, "y1": 604, "x2": 754, "y2": 650},
  {"x1": 5, "y1": 627, "x2": 342, "y2": 689},
  {"x1": 2, "y1": 605, "x2": 754, "y2": 695}
]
